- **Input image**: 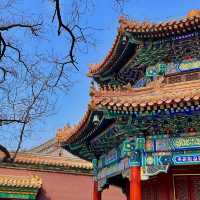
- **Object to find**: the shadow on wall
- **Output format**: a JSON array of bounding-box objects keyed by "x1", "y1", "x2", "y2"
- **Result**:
[
  {"x1": 38, "y1": 188, "x2": 51, "y2": 200},
  {"x1": 37, "y1": 181, "x2": 126, "y2": 200},
  {"x1": 102, "y1": 185, "x2": 127, "y2": 200}
]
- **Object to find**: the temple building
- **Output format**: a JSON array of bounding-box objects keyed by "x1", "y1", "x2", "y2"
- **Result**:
[
  {"x1": 0, "y1": 138, "x2": 123, "y2": 200},
  {"x1": 56, "y1": 10, "x2": 200, "y2": 200}
]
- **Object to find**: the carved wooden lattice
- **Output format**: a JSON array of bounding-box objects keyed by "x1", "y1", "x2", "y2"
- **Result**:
[
  {"x1": 174, "y1": 176, "x2": 189, "y2": 200},
  {"x1": 174, "y1": 175, "x2": 200, "y2": 200},
  {"x1": 142, "y1": 175, "x2": 200, "y2": 200},
  {"x1": 190, "y1": 176, "x2": 200, "y2": 200}
]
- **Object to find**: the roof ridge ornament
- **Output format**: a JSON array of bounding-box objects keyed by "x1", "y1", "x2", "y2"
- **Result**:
[
  {"x1": 187, "y1": 10, "x2": 200, "y2": 18},
  {"x1": 147, "y1": 76, "x2": 165, "y2": 89},
  {"x1": 56, "y1": 125, "x2": 73, "y2": 145},
  {"x1": 56, "y1": 110, "x2": 92, "y2": 145}
]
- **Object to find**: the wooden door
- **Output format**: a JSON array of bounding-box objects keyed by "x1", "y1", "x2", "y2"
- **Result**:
[
  {"x1": 142, "y1": 174, "x2": 171, "y2": 200},
  {"x1": 142, "y1": 178, "x2": 158, "y2": 200},
  {"x1": 174, "y1": 175, "x2": 200, "y2": 200}
]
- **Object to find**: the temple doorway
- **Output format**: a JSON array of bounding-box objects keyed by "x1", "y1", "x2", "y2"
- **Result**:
[{"x1": 174, "y1": 175, "x2": 200, "y2": 200}]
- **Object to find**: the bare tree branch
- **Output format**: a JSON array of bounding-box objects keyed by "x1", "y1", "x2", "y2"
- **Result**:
[
  {"x1": 0, "y1": 0, "x2": 130, "y2": 160},
  {"x1": 52, "y1": 0, "x2": 79, "y2": 71},
  {"x1": 0, "y1": 23, "x2": 42, "y2": 36},
  {"x1": 0, "y1": 144, "x2": 11, "y2": 161},
  {"x1": 0, "y1": 32, "x2": 6, "y2": 60}
]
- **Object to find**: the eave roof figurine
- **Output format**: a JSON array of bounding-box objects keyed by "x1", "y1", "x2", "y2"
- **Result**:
[{"x1": 56, "y1": 10, "x2": 200, "y2": 200}]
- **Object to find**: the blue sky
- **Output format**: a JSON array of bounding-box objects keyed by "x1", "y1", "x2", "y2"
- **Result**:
[{"x1": 19, "y1": 0, "x2": 200, "y2": 149}]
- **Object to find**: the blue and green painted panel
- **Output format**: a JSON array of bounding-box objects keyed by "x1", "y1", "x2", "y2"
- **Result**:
[
  {"x1": 142, "y1": 151, "x2": 200, "y2": 166},
  {"x1": 97, "y1": 139, "x2": 135, "y2": 170},
  {"x1": 97, "y1": 157, "x2": 130, "y2": 180},
  {"x1": 95, "y1": 135, "x2": 200, "y2": 180},
  {"x1": 145, "y1": 135, "x2": 200, "y2": 153},
  {"x1": 145, "y1": 58, "x2": 200, "y2": 79}
]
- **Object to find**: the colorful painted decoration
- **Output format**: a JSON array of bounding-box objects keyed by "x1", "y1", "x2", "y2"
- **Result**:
[
  {"x1": 145, "y1": 58, "x2": 200, "y2": 80},
  {"x1": 173, "y1": 154, "x2": 200, "y2": 165},
  {"x1": 153, "y1": 136, "x2": 200, "y2": 152},
  {"x1": 61, "y1": 15, "x2": 200, "y2": 186},
  {"x1": 178, "y1": 59, "x2": 200, "y2": 72},
  {"x1": 141, "y1": 151, "x2": 200, "y2": 167},
  {"x1": 134, "y1": 77, "x2": 150, "y2": 88},
  {"x1": 97, "y1": 157, "x2": 130, "y2": 180},
  {"x1": 141, "y1": 165, "x2": 169, "y2": 177},
  {"x1": 105, "y1": 149, "x2": 118, "y2": 165},
  {"x1": 145, "y1": 63, "x2": 167, "y2": 78}
]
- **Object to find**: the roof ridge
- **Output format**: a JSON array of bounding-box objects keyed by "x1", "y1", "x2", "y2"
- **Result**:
[
  {"x1": 4, "y1": 152, "x2": 93, "y2": 170},
  {"x1": 56, "y1": 110, "x2": 92, "y2": 145},
  {"x1": 88, "y1": 31, "x2": 122, "y2": 76},
  {"x1": 28, "y1": 138, "x2": 55, "y2": 153}
]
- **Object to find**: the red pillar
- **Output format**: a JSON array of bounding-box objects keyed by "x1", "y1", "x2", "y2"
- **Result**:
[
  {"x1": 93, "y1": 181, "x2": 101, "y2": 200},
  {"x1": 130, "y1": 166, "x2": 142, "y2": 200}
]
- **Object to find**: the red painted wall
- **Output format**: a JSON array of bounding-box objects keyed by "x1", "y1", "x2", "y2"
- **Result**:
[{"x1": 0, "y1": 167, "x2": 126, "y2": 200}]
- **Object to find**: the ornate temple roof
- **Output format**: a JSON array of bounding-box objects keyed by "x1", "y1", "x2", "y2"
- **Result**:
[
  {"x1": 88, "y1": 10, "x2": 200, "y2": 78},
  {"x1": 0, "y1": 138, "x2": 92, "y2": 172},
  {"x1": 23, "y1": 138, "x2": 92, "y2": 169},
  {"x1": 27, "y1": 138, "x2": 83, "y2": 159},
  {"x1": 56, "y1": 111, "x2": 92, "y2": 144},
  {"x1": 91, "y1": 78, "x2": 200, "y2": 112},
  {"x1": 119, "y1": 10, "x2": 200, "y2": 38},
  {"x1": 12, "y1": 152, "x2": 92, "y2": 169},
  {"x1": 0, "y1": 175, "x2": 42, "y2": 189},
  {"x1": 88, "y1": 32, "x2": 122, "y2": 76},
  {"x1": 56, "y1": 74, "x2": 200, "y2": 146},
  {"x1": 56, "y1": 9, "x2": 200, "y2": 160}
]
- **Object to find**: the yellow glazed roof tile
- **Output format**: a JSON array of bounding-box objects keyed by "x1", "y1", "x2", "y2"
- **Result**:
[
  {"x1": 0, "y1": 175, "x2": 42, "y2": 188},
  {"x1": 13, "y1": 153, "x2": 92, "y2": 170},
  {"x1": 88, "y1": 10, "x2": 200, "y2": 76},
  {"x1": 56, "y1": 77, "x2": 200, "y2": 144}
]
